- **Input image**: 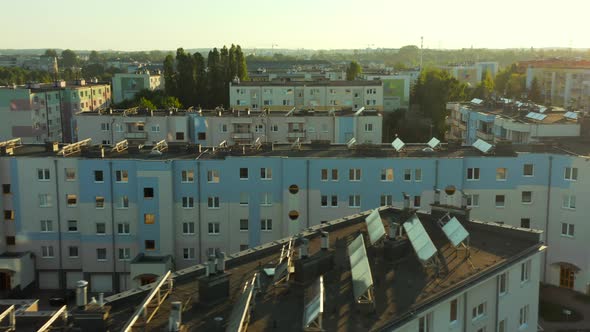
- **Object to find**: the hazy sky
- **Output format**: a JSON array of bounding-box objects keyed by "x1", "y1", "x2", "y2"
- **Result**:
[{"x1": 1, "y1": 0, "x2": 588, "y2": 51}]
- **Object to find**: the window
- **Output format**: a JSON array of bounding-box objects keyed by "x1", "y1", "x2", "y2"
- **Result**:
[
  {"x1": 261, "y1": 218, "x2": 272, "y2": 231},
  {"x1": 321, "y1": 169, "x2": 328, "y2": 181},
  {"x1": 414, "y1": 195, "x2": 421, "y2": 207},
  {"x1": 69, "y1": 246, "x2": 79, "y2": 258},
  {"x1": 380, "y1": 194, "x2": 393, "y2": 206},
  {"x1": 523, "y1": 164, "x2": 534, "y2": 176},
  {"x1": 144, "y1": 187, "x2": 154, "y2": 199},
  {"x1": 349, "y1": 168, "x2": 361, "y2": 181},
  {"x1": 331, "y1": 169, "x2": 338, "y2": 181},
  {"x1": 183, "y1": 248, "x2": 195, "y2": 260},
  {"x1": 495, "y1": 195, "x2": 505, "y2": 207},
  {"x1": 564, "y1": 167, "x2": 578, "y2": 181},
  {"x1": 117, "y1": 196, "x2": 129, "y2": 209},
  {"x1": 175, "y1": 132, "x2": 185, "y2": 140},
  {"x1": 37, "y1": 168, "x2": 50, "y2": 181},
  {"x1": 563, "y1": 194, "x2": 576, "y2": 209},
  {"x1": 115, "y1": 123, "x2": 123, "y2": 132},
  {"x1": 97, "y1": 248, "x2": 107, "y2": 260},
  {"x1": 466, "y1": 194, "x2": 479, "y2": 207},
  {"x1": 208, "y1": 222, "x2": 220, "y2": 234},
  {"x1": 67, "y1": 194, "x2": 77, "y2": 207},
  {"x1": 181, "y1": 170, "x2": 194, "y2": 183},
  {"x1": 115, "y1": 170, "x2": 128, "y2": 182},
  {"x1": 118, "y1": 223, "x2": 130, "y2": 235},
  {"x1": 182, "y1": 222, "x2": 195, "y2": 235},
  {"x1": 499, "y1": 272, "x2": 508, "y2": 295},
  {"x1": 65, "y1": 168, "x2": 76, "y2": 181},
  {"x1": 68, "y1": 220, "x2": 78, "y2": 232},
  {"x1": 498, "y1": 319, "x2": 506, "y2": 332},
  {"x1": 519, "y1": 305, "x2": 529, "y2": 328},
  {"x1": 348, "y1": 194, "x2": 361, "y2": 208},
  {"x1": 415, "y1": 169, "x2": 422, "y2": 181},
  {"x1": 404, "y1": 169, "x2": 412, "y2": 181},
  {"x1": 476, "y1": 328, "x2": 486, "y2": 332},
  {"x1": 331, "y1": 195, "x2": 338, "y2": 207},
  {"x1": 472, "y1": 302, "x2": 486, "y2": 320},
  {"x1": 239, "y1": 193, "x2": 249, "y2": 206},
  {"x1": 260, "y1": 168, "x2": 272, "y2": 180},
  {"x1": 94, "y1": 170, "x2": 103, "y2": 182},
  {"x1": 95, "y1": 196, "x2": 105, "y2": 208},
  {"x1": 40, "y1": 220, "x2": 53, "y2": 232},
  {"x1": 261, "y1": 192, "x2": 272, "y2": 206},
  {"x1": 521, "y1": 191, "x2": 532, "y2": 203},
  {"x1": 449, "y1": 299, "x2": 458, "y2": 323},
  {"x1": 151, "y1": 124, "x2": 160, "y2": 132},
  {"x1": 119, "y1": 248, "x2": 131, "y2": 260},
  {"x1": 364, "y1": 123, "x2": 373, "y2": 132},
  {"x1": 271, "y1": 124, "x2": 279, "y2": 132},
  {"x1": 520, "y1": 260, "x2": 530, "y2": 282},
  {"x1": 496, "y1": 167, "x2": 507, "y2": 180},
  {"x1": 208, "y1": 196, "x2": 220, "y2": 208},
  {"x1": 220, "y1": 124, "x2": 228, "y2": 132},
  {"x1": 381, "y1": 168, "x2": 393, "y2": 181},
  {"x1": 95, "y1": 222, "x2": 106, "y2": 235},
  {"x1": 240, "y1": 219, "x2": 249, "y2": 231},
  {"x1": 145, "y1": 240, "x2": 156, "y2": 250},
  {"x1": 4, "y1": 210, "x2": 14, "y2": 220},
  {"x1": 467, "y1": 167, "x2": 480, "y2": 180},
  {"x1": 144, "y1": 214, "x2": 155, "y2": 224},
  {"x1": 561, "y1": 223, "x2": 575, "y2": 237},
  {"x1": 41, "y1": 245, "x2": 54, "y2": 258},
  {"x1": 240, "y1": 168, "x2": 249, "y2": 179},
  {"x1": 240, "y1": 244, "x2": 249, "y2": 251},
  {"x1": 418, "y1": 312, "x2": 432, "y2": 332},
  {"x1": 182, "y1": 196, "x2": 194, "y2": 208},
  {"x1": 520, "y1": 218, "x2": 530, "y2": 228},
  {"x1": 207, "y1": 170, "x2": 220, "y2": 183},
  {"x1": 255, "y1": 124, "x2": 264, "y2": 133},
  {"x1": 1, "y1": 184, "x2": 9, "y2": 194},
  {"x1": 321, "y1": 195, "x2": 328, "y2": 207}
]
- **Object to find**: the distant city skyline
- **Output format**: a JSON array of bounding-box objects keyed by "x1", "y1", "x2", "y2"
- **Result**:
[{"x1": 1, "y1": 0, "x2": 588, "y2": 51}]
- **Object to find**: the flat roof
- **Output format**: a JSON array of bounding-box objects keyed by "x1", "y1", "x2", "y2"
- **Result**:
[
  {"x1": 75, "y1": 108, "x2": 381, "y2": 118},
  {"x1": 0, "y1": 81, "x2": 109, "y2": 92},
  {"x1": 231, "y1": 80, "x2": 382, "y2": 87},
  {"x1": 105, "y1": 206, "x2": 543, "y2": 331},
  {"x1": 456, "y1": 100, "x2": 579, "y2": 125}
]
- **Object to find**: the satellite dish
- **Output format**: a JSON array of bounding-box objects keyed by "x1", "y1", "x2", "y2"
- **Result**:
[{"x1": 444, "y1": 185, "x2": 456, "y2": 196}]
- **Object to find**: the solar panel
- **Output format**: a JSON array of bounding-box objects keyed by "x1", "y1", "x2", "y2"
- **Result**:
[
  {"x1": 354, "y1": 107, "x2": 365, "y2": 116},
  {"x1": 403, "y1": 214, "x2": 437, "y2": 263},
  {"x1": 59, "y1": 138, "x2": 92, "y2": 156},
  {"x1": 427, "y1": 137, "x2": 440, "y2": 149},
  {"x1": 442, "y1": 217, "x2": 469, "y2": 247},
  {"x1": 226, "y1": 273, "x2": 258, "y2": 332},
  {"x1": 347, "y1": 235, "x2": 373, "y2": 302},
  {"x1": 365, "y1": 209, "x2": 386, "y2": 245},
  {"x1": 302, "y1": 276, "x2": 324, "y2": 329},
  {"x1": 470, "y1": 98, "x2": 483, "y2": 105},
  {"x1": 285, "y1": 107, "x2": 296, "y2": 117},
  {"x1": 391, "y1": 138, "x2": 405, "y2": 152},
  {"x1": 564, "y1": 111, "x2": 578, "y2": 120},
  {"x1": 525, "y1": 112, "x2": 547, "y2": 121},
  {"x1": 346, "y1": 137, "x2": 357, "y2": 148},
  {"x1": 538, "y1": 106, "x2": 547, "y2": 113},
  {"x1": 472, "y1": 139, "x2": 493, "y2": 154}
]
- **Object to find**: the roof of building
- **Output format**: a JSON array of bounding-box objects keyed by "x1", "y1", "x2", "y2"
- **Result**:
[
  {"x1": 0, "y1": 80, "x2": 110, "y2": 92},
  {"x1": 230, "y1": 80, "x2": 382, "y2": 87},
  {"x1": 518, "y1": 58, "x2": 590, "y2": 70},
  {"x1": 103, "y1": 206, "x2": 543, "y2": 332}
]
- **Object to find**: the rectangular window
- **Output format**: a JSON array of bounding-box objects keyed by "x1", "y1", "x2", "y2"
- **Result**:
[
  {"x1": 68, "y1": 246, "x2": 79, "y2": 258},
  {"x1": 239, "y1": 219, "x2": 249, "y2": 231},
  {"x1": 41, "y1": 245, "x2": 54, "y2": 258},
  {"x1": 321, "y1": 195, "x2": 328, "y2": 207},
  {"x1": 117, "y1": 196, "x2": 129, "y2": 209},
  {"x1": 261, "y1": 192, "x2": 272, "y2": 206},
  {"x1": 563, "y1": 195, "x2": 576, "y2": 209},
  {"x1": 115, "y1": 170, "x2": 128, "y2": 183},
  {"x1": 151, "y1": 124, "x2": 160, "y2": 132},
  {"x1": 523, "y1": 164, "x2": 534, "y2": 176},
  {"x1": 207, "y1": 170, "x2": 220, "y2": 183},
  {"x1": 414, "y1": 195, "x2": 421, "y2": 207},
  {"x1": 68, "y1": 220, "x2": 78, "y2": 232},
  {"x1": 450, "y1": 299, "x2": 458, "y2": 323},
  {"x1": 65, "y1": 168, "x2": 76, "y2": 181},
  {"x1": 331, "y1": 195, "x2": 338, "y2": 207},
  {"x1": 39, "y1": 194, "x2": 52, "y2": 207},
  {"x1": 519, "y1": 305, "x2": 529, "y2": 327},
  {"x1": 183, "y1": 248, "x2": 195, "y2": 260},
  {"x1": 364, "y1": 123, "x2": 374, "y2": 132},
  {"x1": 561, "y1": 223, "x2": 575, "y2": 237},
  {"x1": 208, "y1": 196, "x2": 220, "y2": 208},
  {"x1": 521, "y1": 191, "x2": 532, "y2": 204},
  {"x1": 220, "y1": 124, "x2": 228, "y2": 132},
  {"x1": 496, "y1": 167, "x2": 507, "y2": 180},
  {"x1": 2, "y1": 184, "x2": 10, "y2": 194},
  {"x1": 182, "y1": 222, "x2": 195, "y2": 235},
  {"x1": 40, "y1": 220, "x2": 53, "y2": 232},
  {"x1": 4, "y1": 210, "x2": 14, "y2": 220},
  {"x1": 521, "y1": 260, "x2": 530, "y2": 282},
  {"x1": 471, "y1": 302, "x2": 486, "y2": 320},
  {"x1": 182, "y1": 196, "x2": 194, "y2": 208},
  {"x1": 144, "y1": 213, "x2": 155, "y2": 224},
  {"x1": 466, "y1": 194, "x2": 479, "y2": 207},
  {"x1": 119, "y1": 248, "x2": 131, "y2": 260},
  {"x1": 415, "y1": 168, "x2": 422, "y2": 181},
  {"x1": 145, "y1": 240, "x2": 156, "y2": 250},
  {"x1": 96, "y1": 222, "x2": 106, "y2": 235},
  {"x1": 37, "y1": 168, "x2": 50, "y2": 181},
  {"x1": 240, "y1": 168, "x2": 249, "y2": 179},
  {"x1": 495, "y1": 195, "x2": 505, "y2": 207},
  {"x1": 5, "y1": 236, "x2": 14, "y2": 245},
  {"x1": 564, "y1": 167, "x2": 578, "y2": 181},
  {"x1": 349, "y1": 168, "x2": 361, "y2": 181},
  {"x1": 271, "y1": 124, "x2": 278, "y2": 132},
  {"x1": 208, "y1": 222, "x2": 220, "y2": 234},
  {"x1": 380, "y1": 194, "x2": 393, "y2": 206},
  {"x1": 521, "y1": 218, "x2": 530, "y2": 228},
  {"x1": 418, "y1": 312, "x2": 432, "y2": 332},
  {"x1": 94, "y1": 170, "x2": 103, "y2": 182},
  {"x1": 143, "y1": 187, "x2": 154, "y2": 199},
  {"x1": 97, "y1": 248, "x2": 107, "y2": 261},
  {"x1": 321, "y1": 169, "x2": 328, "y2": 181},
  {"x1": 467, "y1": 167, "x2": 480, "y2": 180},
  {"x1": 95, "y1": 196, "x2": 105, "y2": 208},
  {"x1": 117, "y1": 223, "x2": 130, "y2": 235},
  {"x1": 331, "y1": 169, "x2": 338, "y2": 181},
  {"x1": 261, "y1": 218, "x2": 272, "y2": 231},
  {"x1": 499, "y1": 272, "x2": 508, "y2": 295},
  {"x1": 260, "y1": 167, "x2": 272, "y2": 180},
  {"x1": 66, "y1": 194, "x2": 77, "y2": 207},
  {"x1": 240, "y1": 193, "x2": 249, "y2": 206},
  {"x1": 348, "y1": 194, "x2": 361, "y2": 208},
  {"x1": 381, "y1": 168, "x2": 393, "y2": 181},
  {"x1": 404, "y1": 169, "x2": 412, "y2": 181},
  {"x1": 181, "y1": 170, "x2": 194, "y2": 183},
  {"x1": 175, "y1": 132, "x2": 185, "y2": 140}
]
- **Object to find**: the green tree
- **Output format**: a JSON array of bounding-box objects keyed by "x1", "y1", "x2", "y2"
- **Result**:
[
  {"x1": 175, "y1": 48, "x2": 196, "y2": 107},
  {"x1": 163, "y1": 54, "x2": 177, "y2": 96},
  {"x1": 44, "y1": 49, "x2": 58, "y2": 58},
  {"x1": 471, "y1": 70, "x2": 495, "y2": 99},
  {"x1": 346, "y1": 61, "x2": 362, "y2": 80},
  {"x1": 61, "y1": 49, "x2": 78, "y2": 68},
  {"x1": 88, "y1": 50, "x2": 101, "y2": 63},
  {"x1": 528, "y1": 77, "x2": 542, "y2": 103},
  {"x1": 505, "y1": 73, "x2": 526, "y2": 99},
  {"x1": 138, "y1": 97, "x2": 156, "y2": 110},
  {"x1": 193, "y1": 52, "x2": 207, "y2": 106},
  {"x1": 236, "y1": 45, "x2": 248, "y2": 81}
]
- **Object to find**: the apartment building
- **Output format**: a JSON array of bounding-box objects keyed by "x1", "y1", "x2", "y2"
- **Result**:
[
  {"x1": 0, "y1": 80, "x2": 111, "y2": 143},
  {"x1": 75, "y1": 107, "x2": 383, "y2": 146},
  {"x1": 447, "y1": 99, "x2": 582, "y2": 145},
  {"x1": 364, "y1": 74, "x2": 411, "y2": 111},
  {"x1": 229, "y1": 80, "x2": 384, "y2": 112},
  {"x1": 111, "y1": 71, "x2": 164, "y2": 104},
  {"x1": 440, "y1": 62, "x2": 499, "y2": 86},
  {"x1": 0, "y1": 138, "x2": 585, "y2": 295}
]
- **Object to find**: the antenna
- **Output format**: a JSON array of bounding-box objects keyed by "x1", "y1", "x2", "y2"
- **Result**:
[
  {"x1": 346, "y1": 137, "x2": 356, "y2": 149},
  {"x1": 391, "y1": 137, "x2": 405, "y2": 152},
  {"x1": 111, "y1": 139, "x2": 129, "y2": 153},
  {"x1": 285, "y1": 107, "x2": 296, "y2": 117},
  {"x1": 151, "y1": 140, "x2": 168, "y2": 154},
  {"x1": 59, "y1": 138, "x2": 92, "y2": 157},
  {"x1": 354, "y1": 107, "x2": 365, "y2": 116}
]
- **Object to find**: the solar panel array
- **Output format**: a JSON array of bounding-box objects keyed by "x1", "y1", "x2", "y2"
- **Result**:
[
  {"x1": 347, "y1": 234, "x2": 373, "y2": 302},
  {"x1": 538, "y1": 106, "x2": 547, "y2": 113},
  {"x1": 472, "y1": 139, "x2": 493, "y2": 154},
  {"x1": 525, "y1": 112, "x2": 547, "y2": 121},
  {"x1": 302, "y1": 276, "x2": 324, "y2": 328},
  {"x1": 365, "y1": 209, "x2": 386, "y2": 245},
  {"x1": 346, "y1": 137, "x2": 357, "y2": 148},
  {"x1": 391, "y1": 138, "x2": 405, "y2": 152},
  {"x1": 226, "y1": 273, "x2": 257, "y2": 332},
  {"x1": 354, "y1": 107, "x2": 366, "y2": 116},
  {"x1": 427, "y1": 137, "x2": 441, "y2": 149},
  {"x1": 470, "y1": 98, "x2": 483, "y2": 105},
  {"x1": 442, "y1": 217, "x2": 469, "y2": 247},
  {"x1": 403, "y1": 214, "x2": 437, "y2": 263},
  {"x1": 564, "y1": 111, "x2": 578, "y2": 120}
]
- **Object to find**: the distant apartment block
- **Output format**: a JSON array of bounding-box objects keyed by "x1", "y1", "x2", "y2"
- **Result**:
[
  {"x1": 0, "y1": 79, "x2": 111, "y2": 143},
  {"x1": 364, "y1": 74, "x2": 411, "y2": 111},
  {"x1": 447, "y1": 99, "x2": 582, "y2": 145},
  {"x1": 440, "y1": 62, "x2": 499, "y2": 86},
  {"x1": 75, "y1": 107, "x2": 383, "y2": 146},
  {"x1": 229, "y1": 80, "x2": 384, "y2": 112},
  {"x1": 111, "y1": 70, "x2": 164, "y2": 104}
]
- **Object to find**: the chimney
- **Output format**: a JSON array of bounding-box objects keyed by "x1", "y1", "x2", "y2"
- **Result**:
[
  {"x1": 205, "y1": 256, "x2": 216, "y2": 277},
  {"x1": 402, "y1": 193, "x2": 410, "y2": 210},
  {"x1": 76, "y1": 280, "x2": 88, "y2": 308},
  {"x1": 299, "y1": 238, "x2": 309, "y2": 258},
  {"x1": 434, "y1": 189, "x2": 441, "y2": 205},
  {"x1": 168, "y1": 302, "x2": 182, "y2": 332},
  {"x1": 320, "y1": 231, "x2": 329, "y2": 250},
  {"x1": 215, "y1": 250, "x2": 226, "y2": 273},
  {"x1": 98, "y1": 293, "x2": 104, "y2": 307}
]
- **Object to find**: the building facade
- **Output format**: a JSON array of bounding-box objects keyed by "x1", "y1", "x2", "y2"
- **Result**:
[
  {"x1": 111, "y1": 71, "x2": 164, "y2": 104},
  {"x1": 440, "y1": 62, "x2": 499, "y2": 86},
  {"x1": 364, "y1": 74, "x2": 411, "y2": 111}
]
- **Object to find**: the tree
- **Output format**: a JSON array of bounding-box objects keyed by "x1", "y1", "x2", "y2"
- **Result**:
[
  {"x1": 163, "y1": 54, "x2": 176, "y2": 96},
  {"x1": 61, "y1": 49, "x2": 78, "y2": 68},
  {"x1": 88, "y1": 50, "x2": 101, "y2": 63},
  {"x1": 138, "y1": 97, "x2": 156, "y2": 110},
  {"x1": 44, "y1": 49, "x2": 58, "y2": 58},
  {"x1": 471, "y1": 70, "x2": 495, "y2": 99},
  {"x1": 528, "y1": 77, "x2": 542, "y2": 103},
  {"x1": 505, "y1": 73, "x2": 526, "y2": 99},
  {"x1": 193, "y1": 52, "x2": 207, "y2": 106},
  {"x1": 346, "y1": 61, "x2": 362, "y2": 80},
  {"x1": 175, "y1": 48, "x2": 196, "y2": 107},
  {"x1": 236, "y1": 45, "x2": 248, "y2": 81}
]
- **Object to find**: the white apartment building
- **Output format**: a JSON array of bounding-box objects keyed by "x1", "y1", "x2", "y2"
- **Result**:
[{"x1": 111, "y1": 71, "x2": 164, "y2": 104}]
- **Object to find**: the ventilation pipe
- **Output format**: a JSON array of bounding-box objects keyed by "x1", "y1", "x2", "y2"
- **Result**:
[
  {"x1": 299, "y1": 238, "x2": 309, "y2": 258},
  {"x1": 402, "y1": 193, "x2": 410, "y2": 210},
  {"x1": 320, "y1": 231, "x2": 329, "y2": 250},
  {"x1": 215, "y1": 250, "x2": 226, "y2": 273},
  {"x1": 98, "y1": 293, "x2": 104, "y2": 307},
  {"x1": 168, "y1": 301, "x2": 182, "y2": 332},
  {"x1": 76, "y1": 280, "x2": 88, "y2": 308},
  {"x1": 205, "y1": 256, "x2": 216, "y2": 277},
  {"x1": 434, "y1": 189, "x2": 441, "y2": 205}
]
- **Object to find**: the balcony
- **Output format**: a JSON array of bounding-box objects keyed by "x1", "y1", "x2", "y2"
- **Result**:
[
  {"x1": 125, "y1": 132, "x2": 148, "y2": 139},
  {"x1": 231, "y1": 132, "x2": 253, "y2": 140},
  {"x1": 476, "y1": 130, "x2": 494, "y2": 141}
]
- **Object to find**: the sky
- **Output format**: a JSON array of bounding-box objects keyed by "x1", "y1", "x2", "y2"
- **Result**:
[{"x1": 1, "y1": 0, "x2": 588, "y2": 51}]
